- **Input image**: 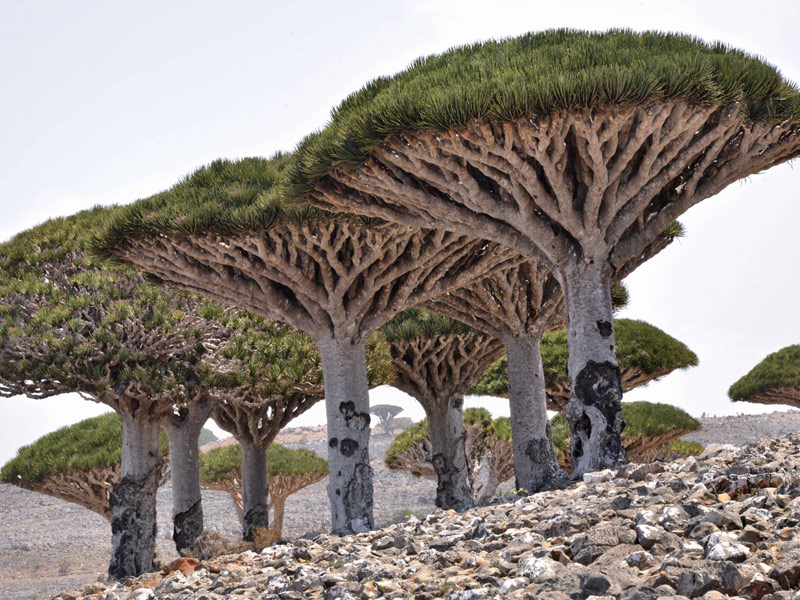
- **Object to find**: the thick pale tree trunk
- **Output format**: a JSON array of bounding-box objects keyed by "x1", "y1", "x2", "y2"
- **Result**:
[
  {"x1": 240, "y1": 438, "x2": 269, "y2": 541},
  {"x1": 318, "y1": 338, "x2": 374, "y2": 535},
  {"x1": 562, "y1": 260, "x2": 626, "y2": 475},
  {"x1": 504, "y1": 333, "x2": 559, "y2": 491},
  {"x1": 163, "y1": 400, "x2": 214, "y2": 553},
  {"x1": 108, "y1": 413, "x2": 162, "y2": 580},
  {"x1": 425, "y1": 395, "x2": 475, "y2": 511}
]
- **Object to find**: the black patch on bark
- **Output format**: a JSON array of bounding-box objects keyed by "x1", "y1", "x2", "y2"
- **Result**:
[
  {"x1": 242, "y1": 502, "x2": 268, "y2": 541},
  {"x1": 572, "y1": 361, "x2": 626, "y2": 469},
  {"x1": 108, "y1": 466, "x2": 160, "y2": 579},
  {"x1": 596, "y1": 320, "x2": 613, "y2": 337},
  {"x1": 339, "y1": 401, "x2": 370, "y2": 430},
  {"x1": 574, "y1": 361, "x2": 622, "y2": 424},
  {"x1": 340, "y1": 438, "x2": 359, "y2": 456},
  {"x1": 329, "y1": 437, "x2": 338, "y2": 448},
  {"x1": 452, "y1": 396, "x2": 463, "y2": 410},
  {"x1": 431, "y1": 453, "x2": 449, "y2": 475},
  {"x1": 571, "y1": 413, "x2": 592, "y2": 461},
  {"x1": 172, "y1": 498, "x2": 203, "y2": 552}
]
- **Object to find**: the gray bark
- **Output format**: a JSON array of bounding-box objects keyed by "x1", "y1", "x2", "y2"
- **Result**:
[
  {"x1": 563, "y1": 260, "x2": 626, "y2": 474},
  {"x1": 426, "y1": 395, "x2": 475, "y2": 511},
  {"x1": 163, "y1": 400, "x2": 215, "y2": 552},
  {"x1": 319, "y1": 338, "x2": 374, "y2": 535},
  {"x1": 505, "y1": 333, "x2": 559, "y2": 491},
  {"x1": 108, "y1": 413, "x2": 162, "y2": 579},
  {"x1": 240, "y1": 438, "x2": 269, "y2": 541}
]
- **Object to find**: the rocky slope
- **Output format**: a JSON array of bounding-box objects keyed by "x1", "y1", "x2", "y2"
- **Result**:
[{"x1": 49, "y1": 430, "x2": 800, "y2": 600}]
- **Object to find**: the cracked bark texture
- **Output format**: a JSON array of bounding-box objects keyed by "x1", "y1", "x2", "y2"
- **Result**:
[
  {"x1": 163, "y1": 396, "x2": 217, "y2": 552},
  {"x1": 310, "y1": 102, "x2": 800, "y2": 473},
  {"x1": 106, "y1": 216, "x2": 517, "y2": 532},
  {"x1": 389, "y1": 332, "x2": 504, "y2": 510},
  {"x1": 212, "y1": 389, "x2": 325, "y2": 539}
]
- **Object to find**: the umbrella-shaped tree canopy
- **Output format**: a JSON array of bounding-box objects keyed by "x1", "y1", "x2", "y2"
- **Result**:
[
  {"x1": 729, "y1": 345, "x2": 800, "y2": 408},
  {"x1": 470, "y1": 319, "x2": 698, "y2": 411},
  {"x1": 287, "y1": 29, "x2": 800, "y2": 475},
  {"x1": 199, "y1": 443, "x2": 328, "y2": 543},
  {"x1": 381, "y1": 309, "x2": 505, "y2": 509}
]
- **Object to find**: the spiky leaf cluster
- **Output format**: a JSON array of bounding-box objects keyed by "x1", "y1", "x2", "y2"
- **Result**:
[
  {"x1": 469, "y1": 319, "x2": 698, "y2": 401},
  {"x1": 381, "y1": 308, "x2": 476, "y2": 342},
  {"x1": 93, "y1": 156, "x2": 386, "y2": 256},
  {"x1": 728, "y1": 345, "x2": 800, "y2": 407},
  {"x1": 198, "y1": 443, "x2": 328, "y2": 483},
  {"x1": 287, "y1": 29, "x2": 800, "y2": 196},
  {"x1": 0, "y1": 207, "x2": 227, "y2": 404}
]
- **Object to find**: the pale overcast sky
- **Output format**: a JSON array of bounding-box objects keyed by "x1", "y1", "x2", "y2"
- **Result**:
[{"x1": 1, "y1": 0, "x2": 799, "y2": 463}]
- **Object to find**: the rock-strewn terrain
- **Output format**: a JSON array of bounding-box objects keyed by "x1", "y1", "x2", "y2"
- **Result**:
[
  {"x1": 0, "y1": 431, "x2": 434, "y2": 600},
  {"x1": 49, "y1": 431, "x2": 800, "y2": 600}
]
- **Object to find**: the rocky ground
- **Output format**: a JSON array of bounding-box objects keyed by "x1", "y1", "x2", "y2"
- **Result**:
[
  {"x1": 0, "y1": 429, "x2": 434, "y2": 600},
  {"x1": 1, "y1": 412, "x2": 799, "y2": 600}
]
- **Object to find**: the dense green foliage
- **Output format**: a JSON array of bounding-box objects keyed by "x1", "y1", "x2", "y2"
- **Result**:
[
  {"x1": 0, "y1": 205, "x2": 392, "y2": 403},
  {"x1": 469, "y1": 319, "x2": 698, "y2": 397},
  {"x1": 287, "y1": 29, "x2": 800, "y2": 195},
  {"x1": 728, "y1": 345, "x2": 800, "y2": 402},
  {"x1": 198, "y1": 443, "x2": 328, "y2": 483},
  {"x1": 93, "y1": 156, "x2": 383, "y2": 257},
  {"x1": 0, "y1": 207, "x2": 218, "y2": 397},
  {"x1": 384, "y1": 407, "x2": 509, "y2": 468},
  {"x1": 666, "y1": 440, "x2": 704, "y2": 456},
  {"x1": 381, "y1": 308, "x2": 476, "y2": 343},
  {"x1": 0, "y1": 413, "x2": 168, "y2": 484},
  {"x1": 550, "y1": 401, "x2": 700, "y2": 457}
]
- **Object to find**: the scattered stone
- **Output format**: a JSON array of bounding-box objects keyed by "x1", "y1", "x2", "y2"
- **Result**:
[{"x1": 37, "y1": 432, "x2": 800, "y2": 600}]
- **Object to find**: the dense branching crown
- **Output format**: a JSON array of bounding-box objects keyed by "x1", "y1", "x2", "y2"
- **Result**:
[
  {"x1": 728, "y1": 345, "x2": 800, "y2": 408},
  {"x1": 0, "y1": 207, "x2": 223, "y2": 411},
  {"x1": 381, "y1": 309, "x2": 504, "y2": 406},
  {"x1": 469, "y1": 319, "x2": 698, "y2": 411},
  {"x1": 290, "y1": 30, "x2": 800, "y2": 275},
  {"x1": 1, "y1": 206, "x2": 369, "y2": 421},
  {"x1": 96, "y1": 158, "x2": 518, "y2": 343}
]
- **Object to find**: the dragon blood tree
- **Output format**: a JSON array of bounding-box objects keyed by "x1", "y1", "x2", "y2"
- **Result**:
[
  {"x1": 370, "y1": 404, "x2": 404, "y2": 435},
  {"x1": 421, "y1": 228, "x2": 669, "y2": 491},
  {"x1": 207, "y1": 322, "x2": 391, "y2": 540},
  {"x1": 381, "y1": 309, "x2": 504, "y2": 509},
  {"x1": 199, "y1": 443, "x2": 328, "y2": 542},
  {"x1": 0, "y1": 413, "x2": 169, "y2": 520},
  {"x1": 386, "y1": 408, "x2": 514, "y2": 504},
  {"x1": 289, "y1": 30, "x2": 800, "y2": 473},
  {"x1": 95, "y1": 157, "x2": 516, "y2": 534},
  {"x1": 0, "y1": 207, "x2": 270, "y2": 577},
  {"x1": 471, "y1": 319, "x2": 699, "y2": 412},
  {"x1": 729, "y1": 345, "x2": 800, "y2": 409}
]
